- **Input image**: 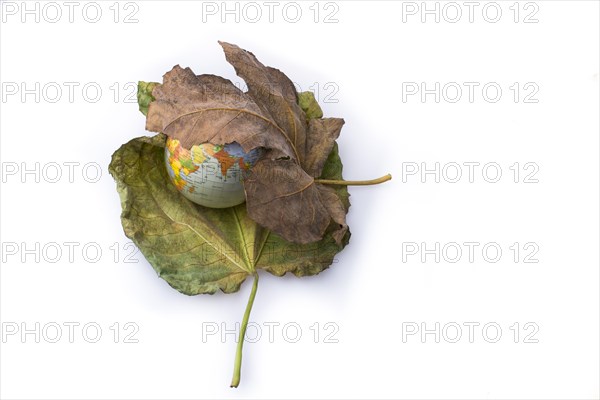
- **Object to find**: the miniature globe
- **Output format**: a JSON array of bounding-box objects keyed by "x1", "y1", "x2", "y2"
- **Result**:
[{"x1": 164, "y1": 137, "x2": 263, "y2": 208}]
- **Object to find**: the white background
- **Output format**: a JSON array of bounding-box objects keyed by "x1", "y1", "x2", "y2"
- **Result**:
[{"x1": 1, "y1": 1, "x2": 599, "y2": 399}]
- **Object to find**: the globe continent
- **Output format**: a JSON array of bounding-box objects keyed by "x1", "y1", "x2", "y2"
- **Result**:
[{"x1": 164, "y1": 137, "x2": 263, "y2": 208}]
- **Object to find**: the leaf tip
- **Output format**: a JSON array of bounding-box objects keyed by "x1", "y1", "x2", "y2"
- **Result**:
[{"x1": 218, "y1": 40, "x2": 235, "y2": 51}]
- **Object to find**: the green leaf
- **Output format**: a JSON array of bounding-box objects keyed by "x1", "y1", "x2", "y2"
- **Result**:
[
  {"x1": 298, "y1": 91, "x2": 324, "y2": 120},
  {"x1": 321, "y1": 142, "x2": 351, "y2": 210},
  {"x1": 108, "y1": 133, "x2": 349, "y2": 295},
  {"x1": 137, "y1": 81, "x2": 158, "y2": 116}
]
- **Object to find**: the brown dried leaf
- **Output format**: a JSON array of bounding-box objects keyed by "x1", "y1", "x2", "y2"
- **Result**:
[
  {"x1": 304, "y1": 118, "x2": 345, "y2": 177},
  {"x1": 145, "y1": 42, "x2": 348, "y2": 244},
  {"x1": 244, "y1": 158, "x2": 331, "y2": 244},
  {"x1": 219, "y1": 41, "x2": 308, "y2": 164},
  {"x1": 146, "y1": 67, "x2": 295, "y2": 159},
  {"x1": 316, "y1": 185, "x2": 349, "y2": 246}
]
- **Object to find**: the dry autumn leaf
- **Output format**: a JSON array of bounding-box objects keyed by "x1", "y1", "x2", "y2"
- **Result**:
[{"x1": 145, "y1": 41, "x2": 351, "y2": 244}]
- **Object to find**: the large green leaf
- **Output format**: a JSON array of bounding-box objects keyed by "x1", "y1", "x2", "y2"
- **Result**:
[
  {"x1": 112, "y1": 43, "x2": 390, "y2": 387},
  {"x1": 108, "y1": 132, "x2": 349, "y2": 295}
]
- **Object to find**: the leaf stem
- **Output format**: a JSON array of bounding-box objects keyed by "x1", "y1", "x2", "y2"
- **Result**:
[
  {"x1": 314, "y1": 173, "x2": 392, "y2": 186},
  {"x1": 230, "y1": 271, "x2": 259, "y2": 388}
]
